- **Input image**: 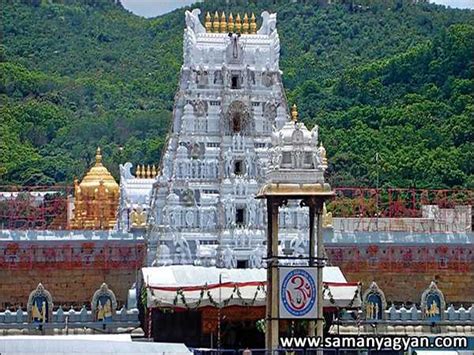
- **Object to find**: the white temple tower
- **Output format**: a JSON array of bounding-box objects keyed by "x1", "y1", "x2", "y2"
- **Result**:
[{"x1": 148, "y1": 9, "x2": 327, "y2": 268}]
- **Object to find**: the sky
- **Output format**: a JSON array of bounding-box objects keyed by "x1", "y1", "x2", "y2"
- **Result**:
[{"x1": 121, "y1": 0, "x2": 473, "y2": 18}]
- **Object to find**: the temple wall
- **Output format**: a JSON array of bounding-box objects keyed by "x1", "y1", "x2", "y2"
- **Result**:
[
  {"x1": 0, "y1": 239, "x2": 145, "y2": 309},
  {"x1": 0, "y1": 268, "x2": 138, "y2": 309},
  {"x1": 326, "y1": 244, "x2": 474, "y2": 304}
]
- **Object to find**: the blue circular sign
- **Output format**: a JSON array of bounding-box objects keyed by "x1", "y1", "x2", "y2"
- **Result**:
[{"x1": 281, "y1": 269, "x2": 316, "y2": 317}]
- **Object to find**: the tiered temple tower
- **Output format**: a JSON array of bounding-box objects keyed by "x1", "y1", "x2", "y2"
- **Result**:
[{"x1": 148, "y1": 10, "x2": 327, "y2": 267}]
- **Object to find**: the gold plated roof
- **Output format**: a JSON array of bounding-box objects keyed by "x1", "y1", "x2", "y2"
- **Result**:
[{"x1": 79, "y1": 147, "x2": 119, "y2": 195}]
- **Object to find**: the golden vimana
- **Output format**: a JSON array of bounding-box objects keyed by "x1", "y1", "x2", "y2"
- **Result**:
[{"x1": 205, "y1": 11, "x2": 257, "y2": 34}]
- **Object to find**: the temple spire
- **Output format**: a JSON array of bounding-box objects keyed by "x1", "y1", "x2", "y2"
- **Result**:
[
  {"x1": 242, "y1": 13, "x2": 249, "y2": 34},
  {"x1": 95, "y1": 147, "x2": 103, "y2": 166},
  {"x1": 212, "y1": 11, "x2": 220, "y2": 33},
  {"x1": 250, "y1": 13, "x2": 257, "y2": 34},
  {"x1": 205, "y1": 12, "x2": 212, "y2": 32},
  {"x1": 220, "y1": 12, "x2": 227, "y2": 33},
  {"x1": 291, "y1": 104, "x2": 298, "y2": 122}
]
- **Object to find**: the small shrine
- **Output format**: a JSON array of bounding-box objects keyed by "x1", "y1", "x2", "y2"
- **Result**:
[
  {"x1": 421, "y1": 281, "x2": 446, "y2": 321},
  {"x1": 362, "y1": 281, "x2": 387, "y2": 320},
  {"x1": 91, "y1": 283, "x2": 117, "y2": 322},
  {"x1": 27, "y1": 283, "x2": 53, "y2": 324},
  {"x1": 69, "y1": 147, "x2": 119, "y2": 229}
]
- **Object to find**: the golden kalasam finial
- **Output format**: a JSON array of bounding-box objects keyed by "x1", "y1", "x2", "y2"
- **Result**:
[
  {"x1": 228, "y1": 13, "x2": 234, "y2": 33},
  {"x1": 220, "y1": 11, "x2": 227, "y2": 33},
  {"x1": 95, "y1": 147, "x2": 103, "y2": 166},
  {"x1": 146, "y1": 164, "x2": 151, "y2": 178},
  {"x1": 212, "y1": 11, "x2": 220, "y2": 33},
  {"x1": 242, "y1": 13, "x2": 249, "y2": 34},
  {"x1": 291, "y1": 104, "x2": 298, "y2": 122},
  {"x1": 135, "y1": 164, "x2": 141, "y2": 178},
  {"x1": 250, "y1": 13, "x2": 257, "y2": 34},
  {"x1": 235, "y1": 13, "x2": 242, "y2": 33},
  {"x1": 151, "y1": 164, "x2": 157, "y2": 178},
  {"x1": 205, "y1": 12, "x2": 212, "y2": 32},
  {"x1": 140, "y1": 165, "x2": 146, "y2": 179}
]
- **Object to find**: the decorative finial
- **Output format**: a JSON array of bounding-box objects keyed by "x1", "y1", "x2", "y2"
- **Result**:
[
  {"x1": 242, "y1": 13, "x2": 249, "y2": 34},
  {"x1": 291, "y1": 104, "x2": 298, "y2": 122},
  {"x1": 136, "y1": 165, "x2": 141, "y2": 178},
  {"x1": 140, "y1": 165, "x2": 146, "y2": 179},
  {"x1": 319, "y1": 142, "x2": 328, "y2": 166},
  {"x1": 228, "y1": 13, "x2": 234, "y2": 33},
  {"x1": 151, "y1": 165, "x2": 157, "y2": 178},
  {"x1": 146, "y1": 164, "x2": 151, "y2": 178},
  {"x1": 220, "y1": 12, "x2": 227, "y2": 33},
  {"x1": 205, "y1": 12, "x2": 212, "y2": 32},
  {"x1": 95, "y1": 147, "x2": 103, "y2": 166},
  {"x1": 250, "y1": 13, "x2": 257, "y2": 34},
  {"x1": 235, "y1": 13, "x2": 242, "y2": 33},
  {"x1": 212, "y1": 11, "x2": 220, "y2": 33}
]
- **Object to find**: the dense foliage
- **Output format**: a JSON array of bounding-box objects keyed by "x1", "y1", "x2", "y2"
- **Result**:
[{"x1": 1, "y1": 0, "x2": 473, "y2": 188}]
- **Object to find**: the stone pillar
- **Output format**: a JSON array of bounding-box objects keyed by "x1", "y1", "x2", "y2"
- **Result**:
[
  {"x1": 316, "y1": 203, "x2": 324, "y2": 339},
  {"x1": 266, "y1": 197, "x2": 280, "y2": 351},
  {"x1": 308, "y1": 200, "x2": 316, "y2": 337}
]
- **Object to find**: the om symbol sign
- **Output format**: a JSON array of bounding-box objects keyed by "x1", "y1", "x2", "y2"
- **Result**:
[{"x1": 281, "y1": 268, "x2": 316, "y2": 317}]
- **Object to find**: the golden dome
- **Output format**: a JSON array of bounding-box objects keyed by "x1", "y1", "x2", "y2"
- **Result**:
[
  {"x1": 79, "y1": 147, "x2": 119, "y2": 196},
  {"x1": 70, "y1": 147, "x2": 119, "y2": 230}
]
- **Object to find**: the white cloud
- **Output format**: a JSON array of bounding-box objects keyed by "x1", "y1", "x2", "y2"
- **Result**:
[
  {"x1": 121, "y1": 0, "x2": 473, "y2": 18},
  {"x1": 121, "y1": 0, "x2": 199, "y2": 18},
  {"x1": 431, "y1": 0, "x2": 474, "y2": 8}
]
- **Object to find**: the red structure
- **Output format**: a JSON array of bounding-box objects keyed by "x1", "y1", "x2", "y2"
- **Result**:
[{"x1": 330, "y1": 188, "x2": 473, "y2": 218}]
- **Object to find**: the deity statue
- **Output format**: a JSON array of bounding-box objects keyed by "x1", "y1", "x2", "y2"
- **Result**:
[
  {"x1": 206, "y1": 208, "x2": 216, "y2": 228},
  {"x1": 130, "y1": 207, "x2": 147, "y2": 228},
  {"x1": 319, "y1": 142, "x2": 328, "y2": 168},
  {"x1": 222, "y1": 247, "x2": 236, "y2": 269},
  {"x1": 173, "y1": 234, "x2": 192, "y2": 264},
  {"x1": 224, "y1": 200, "x2": 235, "y2": 227},
  {"x1": 322, "y1": 203, "x2": 333, "y2": 228},
  {"x1": 224, "y1": 148, "x2": 233, "y2": 178},
  {"x1": 247, "y1": 197, "x2": 256, "y2": 227},
  {"x1": 245, "y1": 149, "x2": 253, "y2": 177},
  {"x1": 185, "y1": 210, "x2": 195, "y2": 227},
  {"x1": 271, "y1": 146, "x2": 282, "y2": 169},
  {"x1": 249, "y1": 244, "x2": 265, "y2": 269},
  {"x1": 290, "y1": 232, "x2": 307, "y2": 258}
]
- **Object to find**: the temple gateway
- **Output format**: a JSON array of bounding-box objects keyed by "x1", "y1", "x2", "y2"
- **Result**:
[{"x1": 146, "y1": 9, "x2": 328, "y2": 268}]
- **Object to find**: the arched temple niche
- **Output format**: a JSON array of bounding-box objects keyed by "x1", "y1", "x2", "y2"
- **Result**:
[
  {"x1": 226, "y1": 100, "x2": 252, "y2": 135},
  {"x1": 421, "y1": 281, "x2": 446, "y2": 321},
  {"x1": 91, "y1": 283, "x2": 117, "y2": 322},
  {"x1": 27, "y1": 283, "x2": 53, "y2": 323},
  {"x1": 362, "y1": 281, "x2": 387, "y2": 320}
]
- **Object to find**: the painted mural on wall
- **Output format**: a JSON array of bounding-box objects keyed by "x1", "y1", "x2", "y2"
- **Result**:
[
  {"x1": 96, "y1": 295, "x2": 113, "y2": 322},
  {"x1": 27, "y1": 283, "x2": 53, "y2": 323},
  {"x1": 31, "y1": 296, "x2": 48, "y2": 323},
  {"x1": 421, "y1": 281, "x2": 445, "y2": 322},
  {"x1": 91, "y1": 283, "x2": 117, "y2": 322},
  {"x1": 362, "y1": 282, "x2": 387, "y2": 320}
]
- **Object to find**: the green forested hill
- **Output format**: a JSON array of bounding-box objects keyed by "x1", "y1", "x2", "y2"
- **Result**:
[{"x1": 1, "y1": 0, "x2": 473, "y2": 188}]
